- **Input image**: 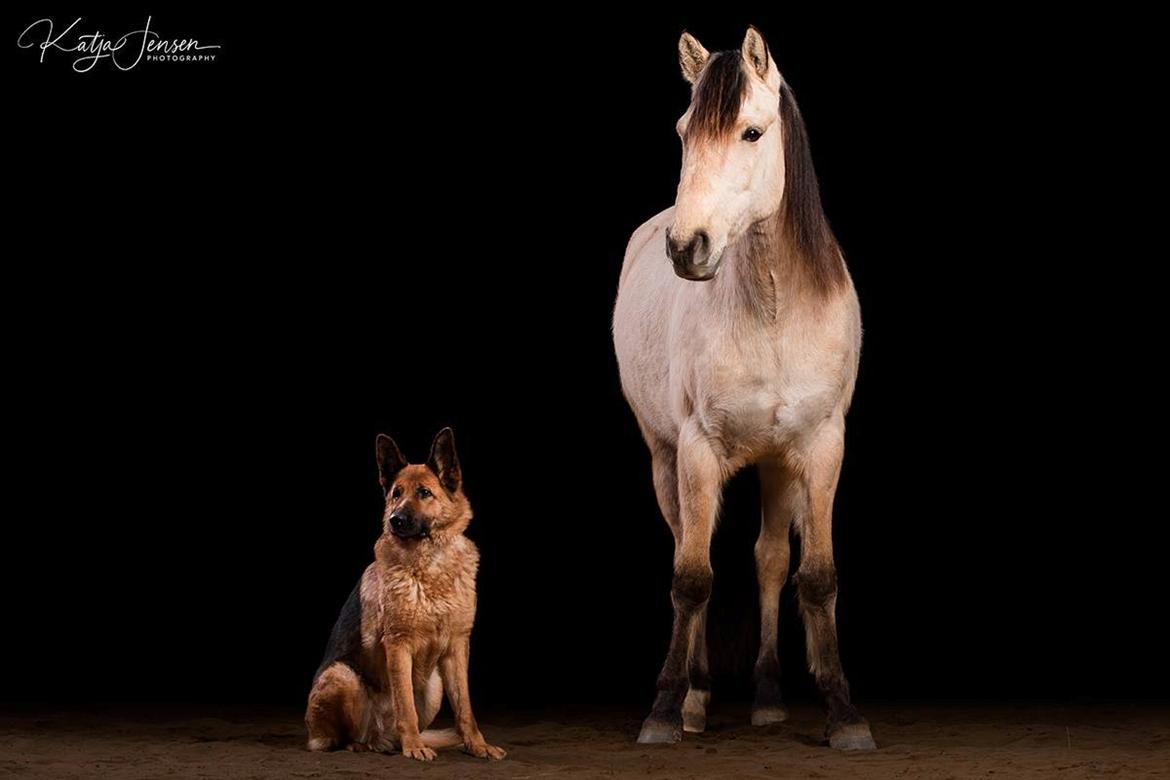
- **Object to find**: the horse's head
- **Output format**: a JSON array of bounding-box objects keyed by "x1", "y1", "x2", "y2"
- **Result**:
[{"x1": 668, "y1": 27, "x2": 785, "y2": 281}]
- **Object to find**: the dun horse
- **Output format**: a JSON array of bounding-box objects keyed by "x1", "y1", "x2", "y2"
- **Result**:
[{"x1": 613, "y1": 27, "x2": 874, "y2": 750}]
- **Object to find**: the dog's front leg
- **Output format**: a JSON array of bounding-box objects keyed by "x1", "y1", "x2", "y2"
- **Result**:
[
  {"x1": 439, "y1": 635, "x2": 506, "y2": 759},
  {"x1": 386, "y1": 642, "x2": 435, "y2": 761}
]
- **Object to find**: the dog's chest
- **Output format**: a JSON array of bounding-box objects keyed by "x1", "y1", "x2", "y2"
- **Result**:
[{"x1": 379, "y1": 561, "x2": 476, "y2": 638}]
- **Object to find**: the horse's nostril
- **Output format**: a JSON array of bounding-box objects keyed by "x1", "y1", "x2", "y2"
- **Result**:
[
  {"x1": 666, "y1": 230, "x2": 708, "y2": 266},
  {"x1": 667, "y1": 230, "x2": 701, "y2": 264}
]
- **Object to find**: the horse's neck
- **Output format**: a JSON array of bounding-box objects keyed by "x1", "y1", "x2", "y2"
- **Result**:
[{"x1": 717, "y1": 213, "x2": 807, "y2": 325}]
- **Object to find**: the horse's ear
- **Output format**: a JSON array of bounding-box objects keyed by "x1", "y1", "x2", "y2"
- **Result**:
[
  {"x1": 742, "y1": 25, "x2": 771, "y2": 80},
  {"x1": 376, "y1": 434, "x2": 407, "y2": 493},
  {"x1": 679, "y1": 31, "x2": 709, "y2": 85}
]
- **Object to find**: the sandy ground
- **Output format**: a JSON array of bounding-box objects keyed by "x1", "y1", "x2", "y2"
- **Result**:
[{"x1": 1, "y1": 703, "x2": 1167, "y2": 779}]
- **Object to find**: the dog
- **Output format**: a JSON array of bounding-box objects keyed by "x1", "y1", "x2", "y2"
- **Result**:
[{"x1": 305, "y1": 428, "x2": 505, "y2": 761}]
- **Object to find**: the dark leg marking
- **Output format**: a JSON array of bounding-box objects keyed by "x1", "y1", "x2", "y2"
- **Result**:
[
  {"x1": 682, "y1": 606, "x2": 711, "y2": 733},
  {"x1": 752, "y1": 653, "x2": 785, "y2": 712},
  {"x1": 639, "y1": 565, "x2": 713, "y2": 744},
  {"x1": 796, "y1": 566, "x2": 875, "y2": 750},
  {"x1": 672, "y1": 565, "x2": 713, "y2": 610}
]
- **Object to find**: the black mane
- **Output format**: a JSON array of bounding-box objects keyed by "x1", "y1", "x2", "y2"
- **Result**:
[{"x1": 688, "y1": 51, "x2": 845, "y2": 290}]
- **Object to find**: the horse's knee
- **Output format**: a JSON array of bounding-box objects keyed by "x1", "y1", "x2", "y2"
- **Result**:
[
  {"x1": 672, "y1": 564, "x2": 713, "y2": 610},
  {"x1": 797, "y1": 565, "x2": 837, "y2": 609}
]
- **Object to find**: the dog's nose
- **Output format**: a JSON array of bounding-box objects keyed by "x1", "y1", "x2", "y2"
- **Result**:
[
  {"x1": 389, "y1": 513, "x2": 410, "y2": 533},
  {"x1": 666, "y1": 229, "x2": 709, "y2": 270}
]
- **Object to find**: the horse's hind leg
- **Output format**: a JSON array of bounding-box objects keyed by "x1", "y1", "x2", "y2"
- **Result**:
[
  {"x1": 638, "y1": 421, "x2": 721, "y2": 744},
  {"x1": 752, "y1": 459, "x2": 795, "y2": 726},
  {"x1": 793, "y1": 422, "x2": 875, "y2": 750}
]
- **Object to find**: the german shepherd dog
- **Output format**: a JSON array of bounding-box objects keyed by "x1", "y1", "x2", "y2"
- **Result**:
[{"x1": 305, "y1": 428, "x2": 506, "y2": 761}]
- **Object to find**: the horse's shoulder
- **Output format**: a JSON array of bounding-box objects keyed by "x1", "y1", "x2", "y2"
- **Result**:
[{"x1": 619, "y1": 207, "x2": 674, "y2": 287}]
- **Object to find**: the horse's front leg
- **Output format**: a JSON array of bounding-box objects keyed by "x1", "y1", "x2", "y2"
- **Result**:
[
  {"x1": 795, "y1": 419, "x2": 876, "y2": 750},
  {"x1": 647, "y1": 441, "x2": 710, "y2": 734},
  {"x1": 637, "y1": 420, "x2": 722, "y2": 744},
  {"x1": 682, "y1": 604, "x2": 710, "y2": 733}
]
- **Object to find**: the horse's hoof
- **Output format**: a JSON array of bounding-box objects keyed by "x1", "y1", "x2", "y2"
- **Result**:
[
  {"x1": 637, "y1": 716, "x2": 682, "y2": 744},
  {"x1": 682, "y1": 710, "x2": 706, "y2": 733},
  {"x1": 828, "y1": 721, "x2": 876, "y2": 751},
  {"x1": 682, "y1": 688, "x2": 709, "y2": 733},
  {"x1": 750, "y1": 705, "x2": 789, "y2": 726}
]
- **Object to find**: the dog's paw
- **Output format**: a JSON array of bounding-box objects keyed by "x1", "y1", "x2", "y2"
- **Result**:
[
  {"x1": 402, "y1": 744, "x2": 437, "y2": 761},
  {"x1": 369, "y1": 736, "x2": 396, "y2": 754},
  {"x1": 464, "y1": 740, "x2": 507, "y2": 760}
]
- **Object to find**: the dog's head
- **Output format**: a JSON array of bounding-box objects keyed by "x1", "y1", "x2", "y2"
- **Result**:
[{"x1": 375, "y1": 428, "x2": 471, "y2": 544}]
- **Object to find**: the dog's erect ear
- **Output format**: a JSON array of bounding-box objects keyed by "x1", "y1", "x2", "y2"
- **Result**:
[
  {"x1": 376, "y1": 434, "x2": 408, "y2": 493},
  {"x1": 426, "y1": 427, "x2": 462, "y2": 493},
  {"x1": 679, "y1": 31, "x2": 709, "y2": 85}
]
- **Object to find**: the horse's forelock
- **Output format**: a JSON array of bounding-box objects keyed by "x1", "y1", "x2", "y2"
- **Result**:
[
  {"x1": 686, "y1": 51, "x2": 748, "y2": 141},
  {"x1": 684, "y1": 51, "x2": 846, "y2": 292}
]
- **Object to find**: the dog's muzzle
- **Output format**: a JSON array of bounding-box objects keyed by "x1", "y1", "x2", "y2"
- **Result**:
[{"x1": 389, "y1": 512, "x2": 430, "y2": 539}]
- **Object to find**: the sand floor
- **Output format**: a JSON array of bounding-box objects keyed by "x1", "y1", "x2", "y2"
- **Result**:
[{"x1": 1, "y1": 702, "x2": 1167, "y2": 779}]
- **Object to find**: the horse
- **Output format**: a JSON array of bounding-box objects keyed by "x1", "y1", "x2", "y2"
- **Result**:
[{"x1": 612, "y1": 27, "x2": 875, "y2": 751}]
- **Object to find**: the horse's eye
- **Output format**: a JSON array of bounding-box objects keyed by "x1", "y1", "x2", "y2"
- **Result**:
[
  {"x1": 417, "y1": 486, "x2": 432, "y2": 499},
  {"x1": 742, "y1": 127, "x2": 763, "y2": 143}
]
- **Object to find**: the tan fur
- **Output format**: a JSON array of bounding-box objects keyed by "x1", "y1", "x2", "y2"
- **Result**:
[{"x1": 305, "y1": 432, "x2": 505, "y2": 761}]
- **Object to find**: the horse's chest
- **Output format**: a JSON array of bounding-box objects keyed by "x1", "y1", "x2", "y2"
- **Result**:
[{"x1": 690, "y1": 346, "x2": 838, "y2": 455}]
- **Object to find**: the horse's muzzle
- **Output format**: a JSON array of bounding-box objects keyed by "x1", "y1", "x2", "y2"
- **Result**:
[{"x1": 666, "y1": 229, "x2": 718, "y2": 281}]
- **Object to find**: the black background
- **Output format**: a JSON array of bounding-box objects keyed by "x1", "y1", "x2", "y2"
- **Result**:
[{"x1": 5, "y1": 7, "x2": 1165, "y2": 712}]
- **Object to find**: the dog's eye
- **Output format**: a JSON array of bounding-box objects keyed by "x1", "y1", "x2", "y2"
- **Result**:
[
  {"x1": 417, "y1": 486, "x2": 432, "y2": 499},
  {"x1": 742, "y1": 127, "x2": 763, "y2": 142},
  {"x1": 391, "y1": 486, "x2": 402, "y2": 500}
]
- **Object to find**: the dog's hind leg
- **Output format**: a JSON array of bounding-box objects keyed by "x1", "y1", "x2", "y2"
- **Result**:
[
  {"x1": 305, "y1": 663, "x2": 371, "y2": 751},
  {"x1": 415, "y1": 669, "x2": 444, "y2": 730},
  {"x1": 415, "y1": 669, "x2": 463, "y2": 749}
]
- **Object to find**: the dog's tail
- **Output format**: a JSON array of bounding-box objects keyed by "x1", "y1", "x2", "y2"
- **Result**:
[{"x1": 420, "y1": 728, "x2": 462, "y2": 749}]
